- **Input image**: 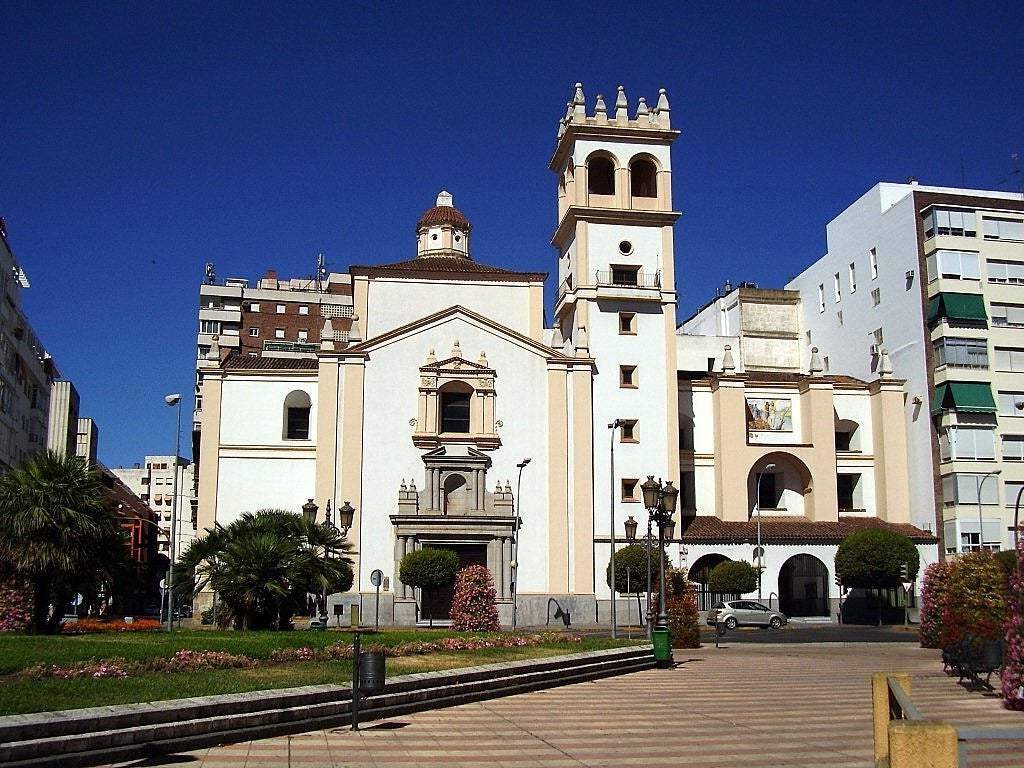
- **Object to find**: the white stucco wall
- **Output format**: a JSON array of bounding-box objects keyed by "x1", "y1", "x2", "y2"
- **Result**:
[
  {"x1": 220, "y1": 377, "x2": 318, "y2": 447},
  {"x1": 364, "y1": 279, "x2": 534, "y2": 340},
  {"x1": 355, "y1": 313, "x2": 552, "y2": 593},
  {"x1": 215, "y1": 455, "x2": 316, "y2": 524}
]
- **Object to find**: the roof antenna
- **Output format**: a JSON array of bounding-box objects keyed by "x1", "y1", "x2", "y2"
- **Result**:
[{"x1": 316, "y1": 252, "x2": 326, "y2": 293}]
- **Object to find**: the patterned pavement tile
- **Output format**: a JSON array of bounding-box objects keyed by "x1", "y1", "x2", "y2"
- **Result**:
[{"x1": 101, "y1": 642, "x2": 1024, "y2": 768}]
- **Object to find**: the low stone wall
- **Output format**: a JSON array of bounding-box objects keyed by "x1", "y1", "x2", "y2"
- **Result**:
[{"x1": 0, "y1": 645, "x2": 653, "y2": 768}]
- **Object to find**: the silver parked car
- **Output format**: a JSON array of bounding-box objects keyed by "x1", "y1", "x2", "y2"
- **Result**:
[{"x1": 707, "y1": 600, "x2": 787, "y2": 630}]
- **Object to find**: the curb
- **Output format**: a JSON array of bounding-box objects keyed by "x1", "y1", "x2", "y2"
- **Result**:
[{"x1": 0, "y1": 644, "x2": 653, "y2": 767}]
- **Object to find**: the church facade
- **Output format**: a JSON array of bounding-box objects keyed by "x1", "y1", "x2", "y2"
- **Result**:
[{"x1": 196, "y1": 84, "x2": 937, "y2": 626}]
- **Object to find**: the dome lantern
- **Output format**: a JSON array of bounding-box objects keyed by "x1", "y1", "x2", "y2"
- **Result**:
[{"x1": 416, "y1": 190, "x2": 471, "y2": 259}]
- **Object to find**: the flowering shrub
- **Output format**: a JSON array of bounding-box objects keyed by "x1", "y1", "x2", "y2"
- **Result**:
[
  {"x1": 0, "y1": 580, "x2": 32, "y2": 632},
  {"x1": 1001, "y1": 537, "x2": 1024, "y2": 710},
  {"x1": 61, "y1": 618, "x2": 163, "y2": 634},
  {"x1": 939, "y1": 551, "x2": 1009, "y2": 648},
  {"x1": 919, "y1": 560, "x2": 954, "y2": 649},
  {"x1": 665, "y1": 571, "x2": 700, "y2": 649},
  {"x1": 450, "y1": 566, "x2": 500, "y2": 631}
]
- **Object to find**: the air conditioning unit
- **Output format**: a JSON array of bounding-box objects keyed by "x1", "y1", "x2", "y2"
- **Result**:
[
  {"x1": 870, "y1": 344, "x2": 880, "y2": 355},
  {"x1": 906, "y1": 270, "x2": 915, "y2": 280}
]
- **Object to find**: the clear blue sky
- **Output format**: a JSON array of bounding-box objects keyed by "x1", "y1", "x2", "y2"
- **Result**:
[{"x1": 2, "y1": 2, "x2": 1021, "y2": 467}]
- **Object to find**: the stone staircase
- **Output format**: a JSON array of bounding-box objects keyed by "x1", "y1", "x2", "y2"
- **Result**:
[{"x1": 0, "y1": 645, "x2": 653, "y2": 768}]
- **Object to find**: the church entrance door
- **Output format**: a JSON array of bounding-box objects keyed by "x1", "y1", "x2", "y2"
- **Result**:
[{"x1": 420, "y1": 544, "x2": 488, "y2": 623}]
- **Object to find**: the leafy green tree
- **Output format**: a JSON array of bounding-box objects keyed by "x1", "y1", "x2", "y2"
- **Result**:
[
  {"x1": 179, "y1": 509, "x2": 353, "y2": 630},
  {"x1": 707, "y1": 560, "x2": 759, "y2": 595},
  {"x1": 835, "y1": 529, "x2": 920, "y2": 589},
  {"x1": 835, "y1": 529, "x2": 919, "y2": 625},
  {"x1": 606, "y1": 544, "x2": 664, "y2": 624},
  {"x1": 0, "y1": 451, "x2": 128, "y2": 633},
  {"x1": 399, "y1": 548, "x2": 460, "y2": 625}
]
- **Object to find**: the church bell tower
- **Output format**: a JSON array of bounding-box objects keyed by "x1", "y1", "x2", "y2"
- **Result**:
[{"x1": 550, "y1": 82, "x2": 682, "y2": 562}]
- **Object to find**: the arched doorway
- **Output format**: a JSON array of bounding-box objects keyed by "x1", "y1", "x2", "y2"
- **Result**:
[
  {"x1": 778, "y1": 554, "x2": 829, "y2": 617},
  {"x1": 689, "y1": 554, "x2": 732, "y2": 611}
]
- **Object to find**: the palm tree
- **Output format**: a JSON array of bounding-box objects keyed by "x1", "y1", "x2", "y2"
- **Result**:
[
  {"x1": 0, "y1": 451, "x2": 128, "y2": 633},
  {"x1": 179, "y1": 509, "x2": 353, "y2": 630}
]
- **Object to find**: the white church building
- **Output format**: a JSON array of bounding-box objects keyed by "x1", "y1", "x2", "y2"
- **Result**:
[{"x1": 196, "y1": 84, "x2": 937, "y2": 626}]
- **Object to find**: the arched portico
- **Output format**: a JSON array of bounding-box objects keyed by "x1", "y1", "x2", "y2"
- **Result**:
[
  {"x1": 688, "y1": 553, "x2": 734, "y2": 611},
  {"x1": 747, "y1": 452, "x2": 814, "y2": 518},
  {"x1": 778, "y1": 554, "x2": 830, "y2": 617}
]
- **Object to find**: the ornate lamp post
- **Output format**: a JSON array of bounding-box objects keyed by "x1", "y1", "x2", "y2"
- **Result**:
[{"x1": 641, "y1": 476, "x2": 678, "y2": 668}]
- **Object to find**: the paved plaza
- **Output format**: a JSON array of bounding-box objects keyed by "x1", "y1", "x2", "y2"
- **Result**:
[{"x1": 107, "y1": 643, "x2": 1022, "y2": 768}]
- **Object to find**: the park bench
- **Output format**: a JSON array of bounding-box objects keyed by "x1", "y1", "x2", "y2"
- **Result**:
[{"x1": 942, "y1": 635, "x2": 1003, "y2": 690}]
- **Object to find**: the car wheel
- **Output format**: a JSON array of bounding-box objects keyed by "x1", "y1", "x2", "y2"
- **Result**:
[
  {"x1": 725, "y1": 617, "x2": 738, "y2": 630},
  {"x1": 769, "y1": 616, "x2": 782, "y2": 630}
]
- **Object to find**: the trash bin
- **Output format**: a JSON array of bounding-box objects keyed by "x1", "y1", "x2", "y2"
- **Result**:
[
  {"x1": 652, "y1": 626, "x2": 672, "y2": 668},
  {"x1": 358, "y1": 651, "x2": 386, "y2": 695}
]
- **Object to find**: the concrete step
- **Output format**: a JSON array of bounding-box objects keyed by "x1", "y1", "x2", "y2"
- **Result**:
[{"x1": 0, "y1": 645, "x2": 653, "y2": 768}]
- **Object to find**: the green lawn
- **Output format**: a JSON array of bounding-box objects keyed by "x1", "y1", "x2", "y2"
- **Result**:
[{"x1": 0, "y1": 630, "x2": 635, "y2": 716}]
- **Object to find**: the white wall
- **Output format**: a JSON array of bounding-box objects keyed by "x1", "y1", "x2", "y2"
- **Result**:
[
  {"x1": 216, "y1": 455, "x2": 316, "y2": 524},
  {"x1": 355, "y1": 313, "x2": 552, "y2": 593},
  {"x1": 786, "y1": 183, "x2": 935, "y2": 533},
  {"x1": 365, "y1": 279, "x2": 535, "y2": 340},
  {"x1": 220, "y1": 377, "x2": 318, "y2": 446}
]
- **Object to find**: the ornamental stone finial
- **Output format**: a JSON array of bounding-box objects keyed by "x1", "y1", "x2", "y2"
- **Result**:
[
  {"x1": 722, "y1": 344, "x2": 736, "y2": 372},
  {"x1": 614, "y1": 85, "x2": 628, "y2": 123},
  {"x1": 809, "y1": 346, "x2": 824, "y2": 375},
  {"x1": 426, "y1": 347, "x2": 436, "y2": 364},
  {"x1": 451, "y1": 339, "x2": 462, "y2": 358},
  {"x1": 594, "y1": 93, "x2": 607, "y2": 124},
  {"x1": 879, "y1": 348, "x2": 893, "y2": 377},
  {"x1": 636, "y1": 96, "x2": 649, "y2": 118}
]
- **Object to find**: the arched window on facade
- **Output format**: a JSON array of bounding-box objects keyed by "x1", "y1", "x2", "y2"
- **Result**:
[
  {"x1": 439, "y1": 382, "x2": 472, "y2": 433},
  {"x1": 630, "y1": 157, "x2": 658, "y2": 198},
  {"x1": 283, "y1": 390, "x2": 312, "y2": 440},
  {"x1": 587, "y1": 155, "x2": 616, "y2": 196}
]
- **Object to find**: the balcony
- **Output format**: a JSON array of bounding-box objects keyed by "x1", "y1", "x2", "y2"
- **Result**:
[
  {"x1": 199, "y1": 307, "x2": 242, "y2": 323},
  {"x1": 321, "y1": 304, "x2": 354, "y2": 318},
  {"x1": 263, "y1": 341, "x2": 318, "y2": 354},
  {"x1": 596, "y1": 269, "x2": 661, "y2": 289}
]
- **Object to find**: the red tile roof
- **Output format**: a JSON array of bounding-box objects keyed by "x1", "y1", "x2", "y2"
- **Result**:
[
  {"x1": 680, "y1": 370, "x2": 871, "y2": 387},
  {"x1": 678, "y1": 515, "x2": 937, "y2": 544},
  {"x1": 350, "y1": 255, "x2": 546, "y2": 281},
  {"x1": 417, "y1": 204, "x2": 471, "y2": 231},
  {"x1": 221, "y1": 354, "x2": 318, "y2": 370}
]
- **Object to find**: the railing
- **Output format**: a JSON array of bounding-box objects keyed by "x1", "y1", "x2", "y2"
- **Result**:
[
  {"x1": 693, "y1": 585, "x2": 739, "y2": 612},
  {"x1": 595, "y1": 269, "x2": 661, "y2": 289},
  {"x1": 263, "y1": 341, "x2": 318, "y2": 353},
  {"x1": 321, "y1": 304, "x2": 354, "y2": 318},
  {"x1": 873, "y1": 673, "x2": 1024, "y2": 767}
]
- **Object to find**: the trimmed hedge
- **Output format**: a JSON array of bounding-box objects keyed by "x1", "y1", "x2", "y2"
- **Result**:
[
  {"x1": 707, "y1": 560, "x2": 758, "y2": 595},
  {"x1": 835, "y1": 529, "x2": 919, "y2": 590},
  {"x1": 919, "y1": 560, "x2": 953, "y2": 649},
  {"x1": 939, "y1": 551, "x2": 1009, "y2": 647},
  {"x1": 399, "y1": 548, "x2": 460, "y2": 592}
]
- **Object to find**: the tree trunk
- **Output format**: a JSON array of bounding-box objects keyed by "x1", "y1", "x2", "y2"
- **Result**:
[
  {"x1": 47, "y1": 588, "x2": 72, "y2": 634},
  {"x1": 31, "y1": 581, "x2": 50, "y2": 634}
]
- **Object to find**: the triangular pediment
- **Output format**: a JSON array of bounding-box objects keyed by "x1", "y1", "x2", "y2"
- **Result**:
[
  {"x1": 421, "y1": 356, "x2": 493, "y2": 374},
  {"x1": 347, "y1": 305, "x2": 566, "y2": 359}
]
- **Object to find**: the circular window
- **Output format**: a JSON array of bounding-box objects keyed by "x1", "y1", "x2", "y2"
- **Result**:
[
  {"x1": 431, "y1": 234, "x2": 438, "y2": 241},
  {"x1": 618, "y1": 240, "x2": 633, "y2": 255},
  {"x1": 455, "y1": 234, "x2": 461, "y2": 242}
]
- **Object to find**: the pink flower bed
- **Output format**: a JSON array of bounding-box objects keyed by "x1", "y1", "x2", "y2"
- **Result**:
[
  {"x1": 0, "y1": 581, "x2": 32, "y2": 632},
  {"x1": 21, "y1": 632, "x2": 587, "y2": 680}
]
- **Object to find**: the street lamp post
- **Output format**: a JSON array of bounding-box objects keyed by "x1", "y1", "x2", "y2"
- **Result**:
[
  {"x1": 608, "y1": 421, "x2": 622, "y2": 639},
  {"x1": 164, "y1": 393, "x2": 182, "y2": 631},
  {"x1": 624, "y1": 515, "x2": 639, "y2": 628},
  {"x1": 974, "y1": 471, "x2": 1000, "y2": 553},
  {"x1": 512, "y1": 458, "x2": 530, "y2": 631},
  {"x1": 755, "y1": 463, "x2": 776, "y2": 601},
  {"x1": 641, "y1": 476, "x2": 678, "y2": 669}
]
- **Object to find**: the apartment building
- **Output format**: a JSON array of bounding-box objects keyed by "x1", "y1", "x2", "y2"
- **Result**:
[
  {"x1": 0, "y1": 218, "x2": 60, "y2": 471},
  {"x1": 787, "y1": 182, "x2": 1024, "y2": 555},
  {"x1": 194, "y1": 267, "x2": 355, "y2": 429},
  {"x1": 111, "y1": 455, "x2": 197, "y2": 555}
]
